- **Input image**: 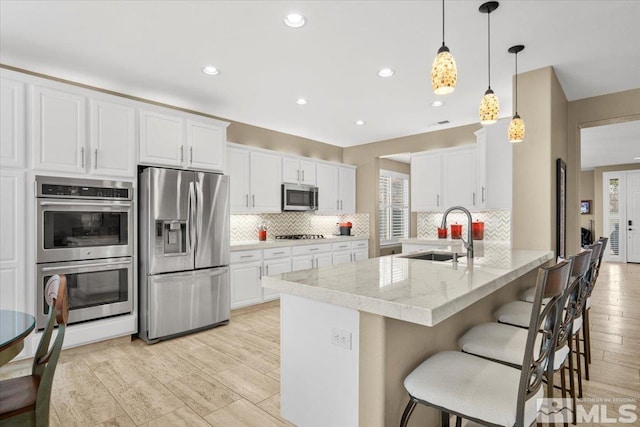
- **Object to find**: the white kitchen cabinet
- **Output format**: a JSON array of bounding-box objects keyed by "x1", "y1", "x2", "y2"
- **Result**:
[
  {"x1": 411, "y1": 152, "x2": 442, "y2": 211},
  {"x1": 475, "y1": 119, "x2": 512, "y2": 209},
  {"x1": 0, "y1": 76, "x2": 25, "y2": 168},
  {"x1": 186, "y1": 118, "x2": 227, "y2": 172},
  {"x1": 0, "y1": 170, "x2": 26, "y2": 312},
  {"x1": 316, "y1": 162, "x2": 356, "y2": 214},
  {"x1": 292, "y1": 243, "x2": 332, "y2": 270},
  {"x1": 139, "y1": 108, "x2": 185, "y2": 168},
  {"x1": 227, "y1": 144, "x2": 281, "y2": 213},
  {"x1": 352, "y1": 240, "x2": 369, "y2": 261},
  {"x1": 89, "y1": 98, "x2": 136, "y2": 177},
  {"x1": 262, "y1": 247, "x2": 292, "y2": 301},
  {"x1": 442, "y1": 148, "x2": 477, "y2": 208},
  {"x1": 230, "y1": 253, "x2": 263, "y2": 309},
  {"x1": 31, "y1": 85, "x2": 86, "y2": 173},
  {"x1": 331, "y1": 240, "x2": 369, "y2": 265},
  {"x1": 332, "y1": 250, "x2": 352, "y2": 265},
  {"x1": 283, "y1": 157, "x2": 317, "y2": 185}
]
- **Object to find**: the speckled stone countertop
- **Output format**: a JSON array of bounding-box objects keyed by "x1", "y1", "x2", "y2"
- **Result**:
[
  {"x1": 262, "y1": 243, "x2": 553, "y2": 326},
  {"x1": 231, "y1": 235, "x2": 369, "y2": 251}
]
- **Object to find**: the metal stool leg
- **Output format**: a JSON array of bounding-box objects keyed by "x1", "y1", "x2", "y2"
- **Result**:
[
  {"x1": 582, "y1": 325, "x2": 590, "y2": 380},
  {"x1": 574, "y1": 333, "x2": 584, "y2": 398},
  {"x1": 441, "y1": 411, "x2": 450, "y2": 427},
  {"x1": 585, "y1": 308, "x2": 592, "y2": 364},
  {"x1": 399, "y1": 398, "x2": 416, "y2": 427}
]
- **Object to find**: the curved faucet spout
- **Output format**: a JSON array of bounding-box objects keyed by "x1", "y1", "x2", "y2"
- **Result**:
[{"x1": 440, "y1": 206, "x2": 474, "y2": 258}]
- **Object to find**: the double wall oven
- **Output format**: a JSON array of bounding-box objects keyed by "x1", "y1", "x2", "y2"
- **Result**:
[{"x1": 35, "y1": 176, "x2": 134, "y2": 329}]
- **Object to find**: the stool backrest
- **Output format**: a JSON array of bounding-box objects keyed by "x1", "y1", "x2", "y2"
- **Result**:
[
  {"x1": 516, "y1": 259, "x2": 573, "y2": 427},
  {"x1": 596, "y1": 236, "x2": 608, "y2": 276},
  {"x1": 558, "y1": 250, "x2": 592, "y2": 348},
  {"x1": 584, "y1": 242, "x2": 603, "y2": 298}
]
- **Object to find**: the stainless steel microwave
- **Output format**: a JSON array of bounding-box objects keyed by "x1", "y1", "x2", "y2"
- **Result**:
[{"x1": 282, "y1": 184, "x2": 318, "y2": 211}]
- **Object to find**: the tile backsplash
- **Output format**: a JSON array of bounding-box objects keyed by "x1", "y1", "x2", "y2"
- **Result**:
[
  {"x1": 231, "y1": 212, "x2": 369, "y2": 241},
  {"x1": 417, "y1": 209, "x2": 511, "y2": 243}
]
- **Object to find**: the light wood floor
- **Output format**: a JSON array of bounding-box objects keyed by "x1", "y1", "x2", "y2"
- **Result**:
[{"x1": 1, "y1": 262, "x2": 638, "y2": 426}]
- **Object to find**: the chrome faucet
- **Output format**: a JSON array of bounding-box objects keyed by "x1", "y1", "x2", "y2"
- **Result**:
[{"x1": 441, "y1": 206, "x2": 474, "y2": 258}]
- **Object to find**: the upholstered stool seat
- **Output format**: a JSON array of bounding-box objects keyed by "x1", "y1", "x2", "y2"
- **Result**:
[
  {"x1": 496, "y1": 300, "x2": 583, "y2": 333},
  {"x1": 404, "y1": 351, "x2": 543, "y2": 427},
  {"x1": 458, "y1": 322, "x2": 570, "y2": 371}
]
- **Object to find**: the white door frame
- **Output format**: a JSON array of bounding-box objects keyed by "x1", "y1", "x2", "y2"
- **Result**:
[
  {"x1": 626, "y1": 171, "x2": 640, "y2": 263},
  {"x1": 602, "y1": 171, "x2": 626, "y2": 262}
]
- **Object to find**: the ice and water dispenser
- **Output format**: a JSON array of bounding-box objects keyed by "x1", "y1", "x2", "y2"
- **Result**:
[{"x1": 156, "y1": 220, "x2": 187, "y2": 255}]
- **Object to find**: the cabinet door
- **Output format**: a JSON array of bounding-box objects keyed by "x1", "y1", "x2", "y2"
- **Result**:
[
  {"x1": 300, "y1": 160, "x2": 317, "y2": 185},
  {"x1": 230, "y1": 261, "x2": 262, "y2": 309},
  {"x1": 139, "y1": 109, "x2": 184, "y2": 167},
  {"x1": 316, "y1": 253, "x2": 332, "y2": 268},
  {"x1": 475, "y1": 130, "x2": 487, "y2": 209},
  {"x1": 443, "y1": 149, "x2": 476, "y2": 208},
  {"x1": 89, "y1": 99, "x2": 136, "y2": 177},
  {"x1": 0, "y1": 171, "x2": 26, "y2": 312},
  {"x1": 332, "y1": 251, "x2": 352, "y2": 266},
  {"x1": 263, "y1": 258, "x2": 291, "y2": 300},
  {"x1": 282, "y1": 157, "x2": 301, "y2": 184},
  {"x1": 187, "y1": 119, "x2": 225, "y2": 172},
  {"x1": 316, "y1": 163, "x2": 339, "y2": 214},
  {"x1": 227, "y1": 147, "x2": 251, "y2": 213},
  {"x1": 338, "y1": 166, "x2": 356, "y2": 213},
  {"x1": 353, "y1": 249, "x2": 368, "y2": 262},
  {"x1": 32, "y1": 86, "x2": 86, "y2": 173},
  {"x1": 0, "y1": 77, "x2": 25, "y2": 168},
  {"x1": 250, "y1": 151, "x2": 282, "y2": 212},
  {"x1": 292, "y1": 255, "x2": 314, "y2": 271},
  {"x1": 411, "y1": 153, "x2": 442, "y2": 211}
]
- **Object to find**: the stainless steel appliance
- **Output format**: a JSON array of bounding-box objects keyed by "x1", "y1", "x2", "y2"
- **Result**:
[
  {"x1": 139, "y1": 167, "x2": 230, "y2": 344},
  {"x1": 281, "y1": 183, "x2": 318, "y2": 211},
  {"x1": 275, "y1": 234, "x2": 325, "y2": 240},
  {"x1": 35, "y1": 176, "x2": 134, "y2": 329}
]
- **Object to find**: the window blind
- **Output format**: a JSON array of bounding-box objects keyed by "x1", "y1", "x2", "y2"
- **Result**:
[{"x1": 379, "y1": 170, "x2": 409, "y2": 245}]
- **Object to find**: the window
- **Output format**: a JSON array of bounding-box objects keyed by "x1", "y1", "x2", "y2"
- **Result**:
[{"x1": 379, "y1": 170, "x2": 409, "y2": 245}]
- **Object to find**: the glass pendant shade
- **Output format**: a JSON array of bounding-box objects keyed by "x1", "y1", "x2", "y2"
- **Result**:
[
  {"x1": 479, "y1": 88, "x2": 499, "y2": 125},
  {"x1": 508, "y1": 114, "x2": 525, "y2": 143},
  {"x1": 431, "y1": 45, "x2": 457, "y2": 95}
]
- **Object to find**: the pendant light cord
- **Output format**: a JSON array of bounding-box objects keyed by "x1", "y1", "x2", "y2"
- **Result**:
[
  {"x1": 442, "y1": 0, "x2": 445, "y2": 46},
  {"x1": 487, "y1": 9, "x2": 491, "y2": 89},
  {"x1": 514, "y1": 52, "x2": 518, "y2": 114}
]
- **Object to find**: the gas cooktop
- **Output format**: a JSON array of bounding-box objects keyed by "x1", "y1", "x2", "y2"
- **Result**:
[{"x1": 275, "y1": 234, "x2": 325, "y2": 240}]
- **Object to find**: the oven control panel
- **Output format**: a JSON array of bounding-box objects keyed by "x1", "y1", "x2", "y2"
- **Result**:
[{"x1": 36, "y1": 176, "x2": 133, "y2": 200}]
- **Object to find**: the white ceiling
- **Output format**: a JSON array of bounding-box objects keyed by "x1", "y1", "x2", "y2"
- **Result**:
[
  {"x1": 581, "y1": 120, "x2": 640, "y2": 170},
  {"x1": 1, "y1": 1, "x2": 639, "y2": 147}
]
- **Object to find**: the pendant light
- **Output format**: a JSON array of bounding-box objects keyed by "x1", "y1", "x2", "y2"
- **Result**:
[
  {"x1": 508, "y1": 45, "x2": 525, "y2": 143},
  {"x1": 431, "y1": 0, "x2": 457, "y2": 95},
  {"x1": 478, "y1": 2, "x2": 500, "y2": 125}
]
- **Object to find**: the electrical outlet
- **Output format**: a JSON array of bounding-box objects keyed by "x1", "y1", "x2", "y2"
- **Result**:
[{"x1": 331, "y1": 327, "x2": 352, "y2": 350}]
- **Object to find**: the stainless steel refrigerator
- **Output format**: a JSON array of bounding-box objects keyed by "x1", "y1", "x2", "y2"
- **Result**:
[{"x1": 138, "y1": 167, "x2": 230, "y2": 343}]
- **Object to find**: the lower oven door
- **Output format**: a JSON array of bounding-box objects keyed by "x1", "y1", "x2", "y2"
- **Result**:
[{"x1": 36, "y1": 257, "x2": 133, "y2": 329}]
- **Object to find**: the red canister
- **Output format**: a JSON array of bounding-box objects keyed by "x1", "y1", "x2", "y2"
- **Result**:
[
  {"x1": 437, "y1": 227, "x2": 448, "y2": 239},
  {"x1": 472, "y1": 221, "x2": 485, "y2": 240},
  {"x1": 450, "y1": 224, "x2": 462, "y2": 239}
]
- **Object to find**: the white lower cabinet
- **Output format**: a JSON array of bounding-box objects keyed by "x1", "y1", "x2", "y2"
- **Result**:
[
  {"x1": 0, "y1": 170, "x2": 26, "y2": 312},
  {"x1": 262, "y1": 247, "x2": 292, "y2": 301},
  {"x1": 230, "y1": 250, "x2": 263, "y2": 309},
  {"x1": 332, "y1": 241, "x2": 369, "y2": 265}
]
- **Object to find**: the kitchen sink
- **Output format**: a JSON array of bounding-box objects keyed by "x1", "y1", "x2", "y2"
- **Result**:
[{"x1": 399, "y1": 251, "x2": 465, "y2": 262}]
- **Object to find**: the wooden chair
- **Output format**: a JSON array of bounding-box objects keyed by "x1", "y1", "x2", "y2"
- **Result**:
[
  {"x1": 399, "y1": 260, "x2": 573, "y2": 427},
  {"x1": 0, "y1": 275, "x2": 68, "y2": 427}
]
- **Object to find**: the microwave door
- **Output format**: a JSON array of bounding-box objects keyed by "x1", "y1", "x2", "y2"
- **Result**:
[
  {"x1": 194, "y1": 173, "x2": 230, "y2": 269},
  {"x1": 145, "y1": 168, "x2": 196, "y2": 275}
]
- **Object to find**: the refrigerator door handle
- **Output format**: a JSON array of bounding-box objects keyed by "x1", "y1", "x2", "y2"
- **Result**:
[{"x1": 187, "y1": 181, "x2": 197, "y2": 255}]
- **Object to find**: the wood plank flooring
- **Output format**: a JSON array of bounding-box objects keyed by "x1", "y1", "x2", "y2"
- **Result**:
[{"x1": 1, "y1": 262, "x2": 638, "y2": 426}]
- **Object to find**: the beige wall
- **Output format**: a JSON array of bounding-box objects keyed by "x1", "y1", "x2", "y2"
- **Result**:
[
  {"x1": 567, "y1": 89, "x2": 640, "y2": 254},
  {"x1": 593, "y1": 163, "x2": 640, "y2": 239},
  {"x1": 580, "y1": 170, "x2": 595, "y2": 231}
]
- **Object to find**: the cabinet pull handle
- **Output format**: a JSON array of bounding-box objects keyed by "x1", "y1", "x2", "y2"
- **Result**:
[
  {"x1": 265, "y1": 265, "x2": 269, "y2": 275},
  {"x1": 482, "y1": 186, "x2": 485, "y2": 203},
  {"x1": 240, "y1": 255, "x2": 254, "y2": 259},
  {"x1": 259, "y1": 265, "x2": 262, "y2": 278},
  {"x1": 273, "y1": 251, "x2": 285, "y2": 255},
  {"x1": 252, "y1": 194, "x2": 255, "y2": 207},
  {"x1": 180, "y1": 145, "x2": 184, "y2": 162},
  {"x1": 302, "y1": 170, "x2": 305, "y2": 182},
  {"x1": 340, "y1": 200, "x2": 343, "y2": 210},
  {"x1": 189, "y1": 146, "x2": 193, "y2": 164},
  {"x1": 473, "y1": 192, "x2": 476, "y2": 206},
  {"x1": 337, "y1": 200, "x2": 339, "y2": 210},
  {"x1": 80, "y1": 147, "x2": 85, "y2": 168},
  {"x1": 315, "y1": 258, "x2": 318, "y2": 268},
  {"x1": 437, "y1": 194, "x2": 440, "y2": 206},
  {"x1": 297, "y1": 170, "x2": 300, "y2": 181},
  {"x1": 94, "y1": 149, "x2": 98, "y2": 169},
  {"x1": 309, "y1": 248, "x2": 319, "y2": 251},
  {"x1": 246, "y1": 194, "x2": 249, "y2": 207}
]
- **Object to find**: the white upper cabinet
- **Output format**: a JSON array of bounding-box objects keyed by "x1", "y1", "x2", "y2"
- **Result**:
[
  {"x1": 89, "y1": 98, "x2": 136, "y2": 177},
  {"x1": 442, "y1": 148, "x2": 477, "y2": 208},
  {"x1": 139, "y1": 108, "x2": 185, "y2": 168},
  {"x1": 227, "y1": 144, "x2": 281, "y2": 213},
  {"x1": 475, "y1": 119, "x2": 512, "y2": 209},
  {"x1": 0, "y1": 76, "x2": 25, "y2": 168},
  {"x1": 338, "y1": 166, "x2": 356, "y2": 213},
  {"x1": 186, "y1": 118, "x2": 227, "y2": 172},
  {"x1": 316, "y1": 162, "x2": 339, "y2": 213},
  {"x1": 411, "y1": 152, "x2": 443, "y2": 211},
  {"x1": 283, "y1": 157, "x2": 317, "y2": 185},
  {"x1": 31, "y1": 85, "x2": 86, "y2": 173}
]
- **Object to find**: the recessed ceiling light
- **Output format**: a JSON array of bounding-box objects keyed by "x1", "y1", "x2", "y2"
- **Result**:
[
  {"x1": 202, "y1": 66, "x2": 220, "y2": 76},
  {"x1": 635, "y1": 156, "x2": 640, "y2": 160},
  {"x1": 284, "y1": 13, "x2": 306, "y2": 28},
  {"x1": 354, "y1": 120, "x2": 366, "y2": 126},
  {"x1": 431, "y1": 100, "x2": 445, "y2": 107},
  {"x1": 377, "y1": 68, "x2": 395, "y2": 78},
  {"x1": 296, "y1": 98, "x2": 308, "y2": 105}
]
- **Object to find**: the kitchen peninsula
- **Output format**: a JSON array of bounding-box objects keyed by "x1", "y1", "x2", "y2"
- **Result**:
[{"x1": 262, "y1": 244, "x2": 553, "y2": 427}]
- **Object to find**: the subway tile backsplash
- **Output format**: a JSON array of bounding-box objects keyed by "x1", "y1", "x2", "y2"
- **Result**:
[
  {"x1": 417, "y1": 209, "x2": 511, "y2": 243},
  {"x1": 231, "y1": 212, "x2": 369, "y2": 242}
]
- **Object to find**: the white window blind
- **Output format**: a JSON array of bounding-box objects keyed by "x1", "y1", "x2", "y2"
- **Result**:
[{"x1": 379, "y1": 170, "x2": 409, "y2": 245}]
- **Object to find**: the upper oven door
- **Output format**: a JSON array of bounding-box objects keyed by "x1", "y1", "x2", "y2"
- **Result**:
[
  {"x1": 37, "y1": 199, "x2": 133, "y2": 263},
  {"x1": 282, "y1": 184, "x2": 318, "y2": 211}
]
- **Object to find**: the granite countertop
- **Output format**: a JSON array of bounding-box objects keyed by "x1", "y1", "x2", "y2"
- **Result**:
[
  {"x1": 231, "y1": 235, "x2": 369, "y2": 251},
  {"x1": 262, "y1": 243, "x2": 553, "y2": 327}
]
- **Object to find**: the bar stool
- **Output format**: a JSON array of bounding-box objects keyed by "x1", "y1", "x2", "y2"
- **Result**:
[
  {"x1": 399, "y1": 260, "x2": 572, "y2": 427},
  {"x1": 584, "y1": 237, "x2": 608, "y2": 365}
]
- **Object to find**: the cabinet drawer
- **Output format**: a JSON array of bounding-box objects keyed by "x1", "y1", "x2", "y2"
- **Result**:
[
  {"x1": 291, "y1": 243, "x2": 332, "y2": 256},
  {"x1": 230, "y1": 249, "x2": 262, "y2": 263},
  {"x1": 332, "y1": 242, "x2": 352, "y2": 251},
  {"x1": 352, "y1": 240, "x2": 368, "y2": 249},
  {"x1": 263, "y1": 247, "x2": 292, "y2": 260}
]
